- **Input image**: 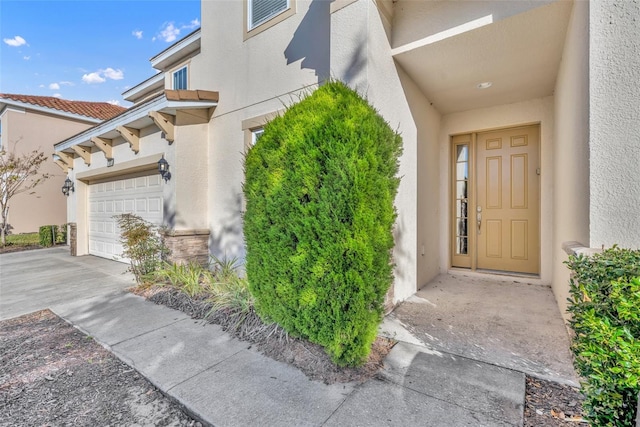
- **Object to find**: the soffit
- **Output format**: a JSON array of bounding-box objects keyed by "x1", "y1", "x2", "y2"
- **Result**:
[{"x1": 392, "y1": 1, "x2": 573, "y2": 114}]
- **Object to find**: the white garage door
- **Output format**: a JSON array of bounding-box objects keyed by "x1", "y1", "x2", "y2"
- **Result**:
[{"x1": 88, "y1": 173, "x2": 163, "y2": 261}]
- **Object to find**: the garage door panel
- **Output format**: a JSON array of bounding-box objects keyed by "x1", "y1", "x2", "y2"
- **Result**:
[{"x1": 89, "y1": 173, "x2": 163, "y2": 262}]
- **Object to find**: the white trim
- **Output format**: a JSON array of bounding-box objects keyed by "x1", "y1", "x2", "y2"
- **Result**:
[
  {"x1": 150, "y1": 29, "x2": 201, "y2": 70},
  {"x1": 0, "y1": 99, "x2": 102, "y2": 123},
  {"x1": 122, "y1": 73, "x2": 164, "y2": 102}
]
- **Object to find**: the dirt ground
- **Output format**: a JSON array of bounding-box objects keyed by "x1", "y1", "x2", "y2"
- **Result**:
[{"x1": 0, "y1": 310, "x2": 200, "y2": 427}]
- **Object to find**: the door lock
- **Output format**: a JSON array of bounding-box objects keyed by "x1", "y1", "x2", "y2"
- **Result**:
[{"x1": 476, "y1": 206, "x2": 482, "y2": 234}]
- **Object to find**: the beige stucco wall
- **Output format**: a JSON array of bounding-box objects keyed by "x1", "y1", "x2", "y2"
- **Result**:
[
  {"x1": 439, "y1": 97, "x2": 555, "y2": 285},
  {"x1": 552, "y1": 0, "x2": 589, "y2": 320},
  {"x1": 199, "y1": 0, "x2": 325, "y2": 259},
  {"x1": 1, "y1": 108, "x2": 94, "y2": 234},
  {"x1": 390, "y1": 0, "x2": 556, "y2": 49},
  {"x1": 588, "y1": 0, "x2": 640, "y2": 249}
]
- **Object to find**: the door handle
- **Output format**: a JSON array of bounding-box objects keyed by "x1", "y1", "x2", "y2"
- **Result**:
[{"x1": 476, "y1": 206, "x2": 482, "y2": 234}]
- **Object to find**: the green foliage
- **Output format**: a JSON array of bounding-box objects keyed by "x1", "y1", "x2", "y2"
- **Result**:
[
  {"x1": 208, "y1": 255, "x2": 254, "y2": 315},
  {"x1": 566, "y1": 247, "x2": 640, "y2": 426},
  {"x1": 243, "y1": 81, "x2": 402, "y2": 366},
  {"x1": 114, "y1": 213, "x2": 168, "y2": 284},
  {"x1": 39, "y1": 225, "x2": 56, "y2": 247},
  {"x1": 154, "y1": 261, "x2": 209, "y2": 297},
  {"x1": 5, "y1": 232, "x2": 39, "y2": 246}
]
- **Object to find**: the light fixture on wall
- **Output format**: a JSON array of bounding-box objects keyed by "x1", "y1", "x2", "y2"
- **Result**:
[
  {"x1": 61, "y1": 177, "x2": 75, "y2": 196},
  {"x1": 157, "y1": 156, "x2": 171, "y2": 182}
]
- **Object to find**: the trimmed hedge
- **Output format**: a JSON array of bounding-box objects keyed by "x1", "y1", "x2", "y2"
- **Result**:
[
  {"x1": 566, "y1": 247, "x2": 640, "y2": 426},
  {"x1": 38, "y1": 225, "x2": 66, "y2": 247},
  {"x1": 243, "y1": 81, "x2": 402, "y2": 366}
]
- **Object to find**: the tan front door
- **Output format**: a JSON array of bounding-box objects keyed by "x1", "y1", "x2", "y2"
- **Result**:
[{"x1": 451, "y1": 125, "x2": 540, "y2": 274}]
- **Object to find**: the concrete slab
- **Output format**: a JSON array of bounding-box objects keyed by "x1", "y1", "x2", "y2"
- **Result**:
[
  {"x1": 0, "y1": 247, "x2": 134, "y2": 320},
  {"x1": 169, "y1": 349, "x2": 354, "y2": 427},
  {"x1": 379, "y1": 342, "x2": 524, "y2": 426},
  {"x1": 113, "y1": 318, "x2": 248, "y2": 390},
  {"x1": 54, "y1": 292, "x2": 189, "y2": 346},
  {"x1": 325, "y1": 377, "x2": 514, "y2": 427},
  {"x1": 390, "y1": 273, "x2": 578, "y2": 385}
]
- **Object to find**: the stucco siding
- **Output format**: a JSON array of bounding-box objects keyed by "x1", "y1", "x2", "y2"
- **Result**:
[
  {"x1": 552, "y1": 0, "x2": 589, "y2": 320},
  {"x1": 589, "y1": 0, "x2": 640, "y2": 249}
]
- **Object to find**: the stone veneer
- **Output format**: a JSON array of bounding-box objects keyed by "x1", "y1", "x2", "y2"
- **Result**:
[
  {"x1": 162, "y1": 229, "x2": 210, "y2": 266},
  {"x1": 69, "y1": 223, "x2": 77, "y2": 257}
]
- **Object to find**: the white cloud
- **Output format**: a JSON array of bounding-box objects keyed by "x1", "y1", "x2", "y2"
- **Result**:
[
  {"x1": 107, "y1": 100, "x2": 121, "y2": 106},
  {"x1": 53, "y1": 93, "x2": 62, "y2": 98},
  {"x1": 23, "y1": 55, "x2": 30, "y2": 60},
  {"x1": 158, "y1": 22, "x2": 180, "y2": 42},
  {"x1": 39, "y1": 84, "x2": 45, "y2": 88},
  {"x1": 82, "y1": 68, "x2": 124, "y2": 84},
  {"x1": 3, "y1": 35, "x2": 27, "y2": 47},
  {"x1": 103, "y1": 68, "x2": 124, "y2": 80},
  {"x1": 82, "y1": 72, "x2": 106, "y2": 84},
  {"x1": 49, "y1": 83, "x2": 60, "y2": 90},
  {"x1": 183, "y1": 18, "x2": 200, "y2": 29},
  {"x1": 132, "y1": 30, "x2": 143, "y2": 39},
  {"x1": 60, "y1": 81, "x2": 74, "y2": 86}
]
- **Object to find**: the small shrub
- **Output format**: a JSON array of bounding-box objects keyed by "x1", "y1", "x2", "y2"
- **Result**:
[
  {"x1": 566, "y1": 247, "x2": 640, "y2": 426},
  {"x1": 114, "y1": 213, "x2": 168, "y2": 284},
  {"x1": 243, "y1": 81, "x2": 402, "y2": 366},
  {"x1": 38, "y1": 225, "x2": 56, "y2": 247},
  {"x1": 154, "y1": 262, "x2": 209, "y2": 297},
  {"x1": 56, "y1": 224, "x2": 67, "y2": 244}
]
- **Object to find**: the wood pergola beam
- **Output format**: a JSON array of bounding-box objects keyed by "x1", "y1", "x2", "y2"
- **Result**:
[
  {"x1": 70, "y1": 145, "x2": 91, "y2": 166},
  {"x1": 116, "y1": 126, "x2": 140, "y2": 154},
  {"x1": 148, "y1": 111, "x2": 175, "y2": 144},
  {"x1": 91, "y1": 137, "x2": 113, "y2": 160},
  {"x1": 54, "y1": 159, "x2": 69, "y2": 172}
]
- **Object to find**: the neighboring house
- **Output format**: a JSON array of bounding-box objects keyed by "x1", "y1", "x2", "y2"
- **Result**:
[
  {"x1": 0, "y1": 94, "x2": 125, "y2": 234},
  {"x1": 53, "y1": 0, "x2": 640, "y2": 318}
]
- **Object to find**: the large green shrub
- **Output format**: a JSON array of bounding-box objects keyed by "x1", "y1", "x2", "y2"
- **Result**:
[
  {"x1": 243, "y1": 81, "x2": 402, "y2": 366},
  {"x1": 39, "y1": 224, "x2": 67, "y2": 247},
  {"x1": 566, "y1": 247, "x2": 640, "y2": 426}
]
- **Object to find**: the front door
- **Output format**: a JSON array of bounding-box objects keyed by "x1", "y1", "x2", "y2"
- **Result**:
[{"x1": 451, "y1": 125, "x2": 540, "y2": 275}]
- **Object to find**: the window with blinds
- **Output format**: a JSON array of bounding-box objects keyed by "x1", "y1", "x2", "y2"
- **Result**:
[{"x1": 249, "y1": 0, "x2": 289, "y2": 30}]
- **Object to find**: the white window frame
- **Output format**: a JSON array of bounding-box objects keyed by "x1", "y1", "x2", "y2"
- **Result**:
[
  {"x1": 172, "y1": 66, "x2": 188, "y2": 90},
  {"x1": 251, "y1": 128, "x2": 264, "y2": 146}
]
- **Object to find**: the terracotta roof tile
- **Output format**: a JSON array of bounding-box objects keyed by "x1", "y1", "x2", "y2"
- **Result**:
[{"x1": 0, "y1": 93, "x2": 127, "y2": 121}]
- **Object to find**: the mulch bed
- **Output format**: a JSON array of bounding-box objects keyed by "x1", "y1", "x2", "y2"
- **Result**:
[
  {"x1": 525, "y1": 376, "x2": 586, "y2": 426},
  {"x1": 0, "y1": 310, "x2": 200, "y2": 426}
]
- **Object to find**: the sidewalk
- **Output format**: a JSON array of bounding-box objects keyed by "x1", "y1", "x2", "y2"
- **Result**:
[{"x1": 53, "y1": 292, "x2": 525, "y2": 426}]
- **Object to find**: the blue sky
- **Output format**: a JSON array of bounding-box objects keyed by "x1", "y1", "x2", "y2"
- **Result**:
[{"x1": 0, "y1": 0, "x2": 201, "y2": 106}]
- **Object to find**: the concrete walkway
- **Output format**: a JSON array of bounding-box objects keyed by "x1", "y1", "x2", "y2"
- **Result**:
[
  {"x1": 54, "y1": 292, "x2": 524, "y2": 426},
  {"x1": 1, "y1": 249, "x2": 526, "y2": 426}
]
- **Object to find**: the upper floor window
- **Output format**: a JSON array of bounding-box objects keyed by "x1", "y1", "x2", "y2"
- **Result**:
[
  {"x1": 173, "y1": 66, "x2": 188, "y2": 90},
  {"x1": 249, "y1": 0, "x2": 289, "y2": 30}
]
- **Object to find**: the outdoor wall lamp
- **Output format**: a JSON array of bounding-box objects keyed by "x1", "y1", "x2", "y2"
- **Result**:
[
  {"x1": 61, "y1": 177, "x2": 75, "y2": 196},
  {"x1": 157, "y1": 156, "x2": 171, "y2": 182}
]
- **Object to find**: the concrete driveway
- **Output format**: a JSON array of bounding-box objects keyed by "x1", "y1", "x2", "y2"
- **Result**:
[{"x1": 0, "y1": 247, "x2": 134, "y2": 320}]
